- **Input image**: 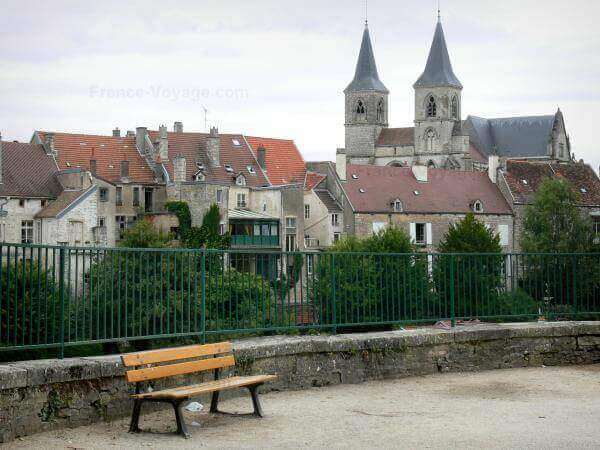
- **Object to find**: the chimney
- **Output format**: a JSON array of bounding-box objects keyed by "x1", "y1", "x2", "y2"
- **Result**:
[
  {"x1": 206, "y1": 126, "x2": 220, "y2": 167},
  {"x1": 44, "y1": 132, "x2": 56, "y2": 156},
  {"x1": 112, "y1": 127, "x2": 121, "y2": 138},
  {"x1": 158, "y1": 124, "x2": 169, "y2": 161},
  {"x1": 174, "y1": 121, "x2": 183, "y2": 133},
  {"x1": 336, "y1": 148, "x2": 347, "y2": 181},
  {"x1": 488, "y1": 154, "x2": 499, "y2": 184},
  {"x1": 126, "y1": 130, "x2": 135, "y2": 137},
  {"x1": 173, "y1": 155, "x2": 186, "y2": 182},
  {"x1": 257, "y1": 145, "x2": 267, "y2": 170},
  {"x1": 135, "y1": 127, "x2": 147, "y2": 153},
  {"x1": 411, "y1": 163, "x2": 428, "y2": 182}
]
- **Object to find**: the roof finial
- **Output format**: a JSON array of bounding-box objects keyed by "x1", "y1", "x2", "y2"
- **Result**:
[
  {"x1": 365, "y1": 0, "x2": 368, "y2": 26},
  {"x1": 437, "y1": 0, "x2": 441, "y2": 22}
]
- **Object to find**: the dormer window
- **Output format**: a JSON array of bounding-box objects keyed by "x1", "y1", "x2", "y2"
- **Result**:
[
  {"x1": 247, "y1": 165, "x2": 256, "y2": 174},
  {"x1": 225, "y1": 164, "x2": 233, "y2": 173},
  {"x1": 351, "y1": 174, "x2": 359, "y2": 179},
  {"x1": 472, "y1": 200, "x2": 484, "y2": 213},
  {"x1": 580, "y1": 187, "x2": 588, "y2": 194},
  {"x1": 232, "y1": 139, "x2": 241, "y2": 146},
  {"x1": 359, "y1": 188, "x2": 366, "y2": 193},
  {"x1": 426, "y1": 95, "x2": 437, "y2": 117},
  {"x1": 522, "y1": 179, "x2": 528, "y2": 185},
  {"x1": 196, "y1": 162, "x2": 205, "y2": 171},
  {"x1": 120, "y1": 160, "x2": 129, "y2": 178},
  {"x1": 236, "y1": 174, "x2": 246, "y2": 186},
  {"x1": 194, "y1": 172, "x2": 205, "y2": 182},
  {"x1": 392, "y1": 199, "x2": 403, "y2": 212}
]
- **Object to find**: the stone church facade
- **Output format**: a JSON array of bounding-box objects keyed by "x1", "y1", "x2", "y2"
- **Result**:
[{"x1": 342, "y1": 18, "x2": 572, "y2": 170}]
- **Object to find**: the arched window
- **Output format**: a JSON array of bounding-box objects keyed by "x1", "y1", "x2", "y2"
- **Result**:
[
  {"x1": 377, "y1": 98, "x2": 385, "y2": 122},
  {"x1": 472, "y1": 200, "x2": 484, "y2": 213},
  {"x1": 392, "y1": 199, "x2": 403, "y2": 212},
  {"x1": 355, "y1": 99, "x2": 366, "y2": 118},
  {"x1": 236, "y1": 174, "x2": 246, "y2": 186},
  {"x1": 426, "y1": 95, "x2": 437, "y2": 117},
  {"x1": 425, "y1": 129, "x2": 436, "y2": 152},
  {"x1": 451, "y1": 95, "x2": 459, "y2": 119}
]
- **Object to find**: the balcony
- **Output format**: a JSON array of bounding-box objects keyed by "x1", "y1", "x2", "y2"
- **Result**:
[
  {"x1": 231, "y1": 234, "x2": 279, "y2": 247},
  {"x1": 304, "y1": 237, "x2": 320, "y2": 248}
]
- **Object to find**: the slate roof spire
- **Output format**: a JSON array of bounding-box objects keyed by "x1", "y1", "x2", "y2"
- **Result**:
[
  {"x1": 345, "y1": 24, "x2": 388, "y2": 93},
  {"x1": 414, "y1": 18, "x2": 462, "y2": 89}
]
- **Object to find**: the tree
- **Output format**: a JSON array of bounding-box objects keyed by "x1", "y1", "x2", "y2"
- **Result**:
[
  {"x1": 119, "y1": 219, "x2": 171, "y2": 249},
  {"x1": 434, "y1": 214, "x2": 509, "y2": 319},
  {"x1": 521, "y1": 178, "x2": 594, "y2": 253}
]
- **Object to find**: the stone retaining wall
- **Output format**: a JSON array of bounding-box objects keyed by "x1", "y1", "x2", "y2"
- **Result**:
[{"x1": 1, "y1": 321, "x2": 600, "y2": 442}]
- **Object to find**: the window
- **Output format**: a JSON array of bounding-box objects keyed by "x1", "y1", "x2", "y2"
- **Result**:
[
  {"x1": 0, "y1": 222, "x2": 5, "y2": 242},
  {"x1": 377, "y1": 98, "x2": 384, "y2": 122},
  {"x1": 372, "y1": 222, "x2": 386, "y2": 234},
  {"x1": 97, "y1": 217, "x2": 106, "y2": 227},
  {"x1": 232, "y1": 139, "x2": 241, "y2": 146},
  {"x1": 498, "y1": 224, "x2": 509, "y2": 247},
  {"x1": 425, "y1": 128, "x2": 436, "y2": 152},
  {"x1": 262, "y1": 202, "x2": 267, "y2": 212},
  {"x1": 120, "y1": 160, "x2": 129, "y2": 178},
  {"x1": 144, "y1": 188, "x2": 153, "y2": 213},
  {"x1": 132, "y1": 187, "x2": 140, "y2": 206},
  {"x1": 392, "y1": 199, "x2": 402, "y2": 212},
  {"x1": 355, "y1": 99, "x2": 366, "y2": 118},
  {"x1": 415, "y1": 223, "x2": 426, "y2": 245},
  {"x1": 19, "y1": 199, "x2": 25, "y2": 208},
  {"x1": 193, "y1": 172, "x2": 205, "y2": 182},
  {"x1": 426, "y1": 95, "x2": 437, "y2": 117},
  {"x1": 451, "y1": 95, "x2": 458, "y2": 119},
  {"x1": 21, "y1": 220, "x2": 34, "y2": 244},
  {"x1": 593, "y1": 217, "x2": 600, "y2": 235},
  {"x1": 90, "y1": 159, "x2": 97, "y2": 175},
  {"x1": 69, "y1": 221, "x2": 83, "y2": 246},
  {"x1": 116, "y1": 187, "x2": 123, "y2": 206},
  {"x1": 247, "y1": 165, "x2": 255, "y2": 174},
  {"x1": 304, "y1": 204, "x2": 310, "y2": 219},
  {"x1": 41, "y1": 199, "x2": 47, "y2": 207},
  {"x1": 99, "y1": 188, "x2": 108, "y2": 202},
  {"x1": 427, "y1": 160, "x2": 436, "y2": 168},
  {"x1": 285, "y1": 234, "x2": 296, "y2": 252},
  {"x1": 331, "y1": 213, "x2": 339, "y2": 227},
  {"x1": 225, "y1": 164, "x2": 234, "y2": 173},
  {"x1": 472, "y1": 200, "x2": 484, "y2": 213},
  {"x1": 236, "y1": 174, "x2": 246, "y2": 186},
  {"x1": 219, "y1": 222, "x2": 226, "y2": 235},
  {"x1": 216, "y1": 189, "x2": 223, "y2": 204},
  {"x1": 236, "y1": 193, "x2": 246, "y2": 208},
  {"x1": 116, "y1": 215, "x2": 127, "y2": 238},
  {"x1": 306, "y1": 254, "x2": 313, "y2": 275},
  {"x1": 35, "y1": 220, "x2": 42, "y2": 243},
  {"x1": 285, "y1": 217, "x2": 297, "y2": 231},
  {"x1": 333, "y1": 232, "x2": 341, "y2": 243}
]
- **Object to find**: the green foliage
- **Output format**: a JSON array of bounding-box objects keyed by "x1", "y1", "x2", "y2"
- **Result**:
[
  {"x1": 521, "y1": 178, "x2": 595, "y2": 253},
  {"x1": 165, "y1": 201, "x2": 192, "y2": 233},
  {"x1": 438, "y1": 213, "x2": 502, "y2": 253},
  {"x1": 314, "y1": 227, "x2": 435, "y2": 326},
  {"x1": 119, "y1": 219, "x2": 171, "y2": 249}
]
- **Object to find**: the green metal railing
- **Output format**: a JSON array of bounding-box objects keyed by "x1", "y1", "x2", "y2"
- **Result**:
[{"x1": 0, "y1": 243, "x2": 599, "y2": 357}]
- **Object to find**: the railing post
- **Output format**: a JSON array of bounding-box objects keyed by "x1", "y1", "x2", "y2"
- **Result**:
[
  {"x1": 58, "y1": 246, "x2": 66, "y2": 359},
  {"x1": 449, "y1": 254, "x2": 456, "y2": 328},
  {"x1": 572, "y1": 254, "x2": 577, "y2": 317},
  {"x1": 331, "y1": 253, "x2": 337, "y2": 334},
  {"x1": 201, "y1": 249, "x2": 206, "y2": 344}
]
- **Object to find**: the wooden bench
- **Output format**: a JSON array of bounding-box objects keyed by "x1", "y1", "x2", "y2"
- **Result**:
[{"x1": 121, "y1": 342, "x2": 277, "y2": 438}]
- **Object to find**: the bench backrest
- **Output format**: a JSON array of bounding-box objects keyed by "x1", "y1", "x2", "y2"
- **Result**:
[{"x1": 121, "y1": 342, "x2": 234, "y2": 383}]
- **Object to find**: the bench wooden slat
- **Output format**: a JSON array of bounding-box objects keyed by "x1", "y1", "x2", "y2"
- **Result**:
[
  {"x1": 132, "y1": 375, "x2": 278, "y2": 400},
  {"x1": 121, "y1": 342, "x2": 232, "y2": 367},
  {"x1": 125, "y1": 355, "x2": 236, "y2": 383}
]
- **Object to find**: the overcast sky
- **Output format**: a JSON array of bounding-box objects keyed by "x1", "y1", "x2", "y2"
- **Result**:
[{"x1": 1, "y1": 0, "x2": 599, "y2": 171}]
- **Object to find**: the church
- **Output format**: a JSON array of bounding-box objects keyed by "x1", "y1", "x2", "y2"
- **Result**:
[{"x1": 342, "y1": 16, "x2": 572, "y2": 170}]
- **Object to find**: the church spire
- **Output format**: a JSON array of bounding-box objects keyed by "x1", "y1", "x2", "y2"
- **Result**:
[
  {"x1": 414, "y1": 19, "x2": 462, "y2": 89},
  {"x1": 344, "y1": 23, "x2": 388, "y2": 93}
]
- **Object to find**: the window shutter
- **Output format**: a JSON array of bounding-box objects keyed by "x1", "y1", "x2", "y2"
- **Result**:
[
  {"x1": 409, "y1": 223, "x2": 416, "y2": 242},
  {"x1": 498, "y1": 224, "x2": 509, "y2": 247},
  {"x1": 426, "y1": 223, "x2": 432, "y2": 245}
]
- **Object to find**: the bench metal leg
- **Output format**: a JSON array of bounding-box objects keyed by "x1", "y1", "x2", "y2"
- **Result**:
[
  {"x1": 210, "y1": 390, "x2": 220, "y2": 413},
  {"x1": 129, "y1": 399, "x2": 143, "y2": 433},
  {"x1": 172, "y1": 401, "x2": 191, "y2": 439},
  {"x1": 248, "y1": 385, "x2": 264, "y2": 418}
]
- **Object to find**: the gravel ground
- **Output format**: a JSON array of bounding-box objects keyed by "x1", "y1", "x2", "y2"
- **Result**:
[{"x1": 6, "y1": 365, "x2": 600, "y2": 449}]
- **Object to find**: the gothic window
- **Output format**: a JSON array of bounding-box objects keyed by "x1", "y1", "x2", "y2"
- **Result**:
[
  {"x1": 425, "y1": 129, "x2": 436, "y2": 152},
  {"x1": 426, "y1": 95, "x2": 437, "y2": 117},
  {"x1": 355, "y1": 99, "x2": 366, "y2": 119},
  {"x1": 451, "y1": 95, "x2": 458, "y2": 119},
  {"x1": 377, "y1": 98, "x2": 384, "y2": 122}
]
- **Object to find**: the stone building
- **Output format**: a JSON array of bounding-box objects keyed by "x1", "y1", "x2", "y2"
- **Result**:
[
  {"x1": 342, "y1": 162, "x2": 515, "y2": 252},
  {"x1": 342, "y1": 18, "x2": 572, "y2": 170},
  {"x1": 494, "y1": 159, "x2": 600, "y2": 251}
]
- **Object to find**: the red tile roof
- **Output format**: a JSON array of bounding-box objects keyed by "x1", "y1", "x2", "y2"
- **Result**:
[
  {"x1": 346, "y1": 164, "x2": 512, "y2": 215},
  {"x1": 377, "y1": 127, "x2": 414, "y2": 147},
  {"x1": 0, "y1": 141, "x2": 61, "y2": 198},
  {"x1": 147, "y1": 131, "x2": 269, "y2": 187},
  {"x1": 245, "y1": 136, "x2": 306, "y2": 186},
  {"x1": 304, "y1": 171, "x2": 326, "y2": 191},
  {"x1": 503, "y1": 161, "x2": 600, "y2": 206},
  {"x1": 36, "y1": 132, "x2": 156, "y2": 184}
]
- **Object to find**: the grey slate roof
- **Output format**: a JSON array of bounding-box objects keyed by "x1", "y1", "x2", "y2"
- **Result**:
[
  {"x1": 345, "y1": 25, "x2": 388, "y2": 93},
  {"x1": 414, "y1": 20, "x2": 462, "y2": 89},
  {"x1": 465, "y1": 114, "x2": 556, "y2": 158},
  {"x1": 315, "y1": 189, "x2": 342, "y2": 212}
]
